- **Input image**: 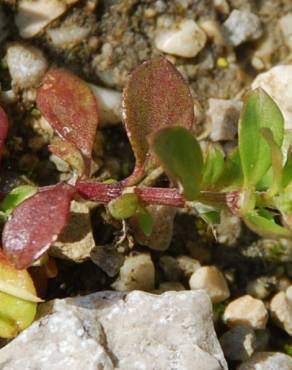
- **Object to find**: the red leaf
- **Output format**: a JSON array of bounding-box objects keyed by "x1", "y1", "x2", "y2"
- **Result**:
[
  {"x1": 0, "y1": 106, "x2": 8, "y2": 160},
  {"x1": 36, "y1": 68, "x2": 99, "y2": 161},
  {"x1": 122, "y1": 57, "x2": 194, "y2": 183},
  {"x1": 2, "y1": 183, "x2": 74, "y2": 269}
]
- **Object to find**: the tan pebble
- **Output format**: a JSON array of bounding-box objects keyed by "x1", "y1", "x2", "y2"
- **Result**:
[
  {"x1": 189, "y1": 266, "x2": 230, "y2": 303},
  {"x1": 223, "y1": 295, "x2": 268, "y2": 330}
]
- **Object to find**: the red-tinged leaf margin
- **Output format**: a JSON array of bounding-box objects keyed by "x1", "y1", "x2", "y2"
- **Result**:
[
  {"x1": 0, "y1": 106, "x2": 8, "y2": 160},
  {"x1": 36, "y1": 68, "x2": 99, "y2": 162},
  {"x1": 2, "y1": 183, "x2": 74, "y2": 269},
  {"x1": 122, "y1": 57, "x2": 194, "y2": 184}
]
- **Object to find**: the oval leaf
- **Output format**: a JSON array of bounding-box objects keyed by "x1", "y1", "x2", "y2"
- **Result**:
[
  {"x1": 108, "y1": 193, "x2": 139, "y2": 220},
  {"x1": 152, "y1": 127, "x2": 203, "y2": 200},
  {"x1": 36, "y1": 68, "x2": 99, "y2": 161},
  {"x1": 0, "y1": 106, "x2": 8, "y2": 160},
  {"x1": 202, "y1": 144, "x2": 224, "y2": 189},
  {"x1": 122, "y1": 57, "x2": 194, "y2": 183},
  {"x1": 239, "y1": 88, "x2": 284, "y2": 188},
  {"x1": 2, "y1": 183, "x2": 74, "y2": 269},
  {"x1": 0, "y1": 250, "x2": 38, "y2": 338},
  {"x1": 244, "y1": 210, "x2": 292, "y2": 239}
]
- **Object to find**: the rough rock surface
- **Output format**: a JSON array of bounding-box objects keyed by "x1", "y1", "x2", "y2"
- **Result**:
[
  {"x1": 0, "y1": 291, "x2": 228, "y2": 370},
  {"x1": 237, "y1": 352, "x2": 292, "y2": 370}
]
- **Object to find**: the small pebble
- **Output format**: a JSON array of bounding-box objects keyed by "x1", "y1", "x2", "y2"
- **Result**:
[
  {"x1": 270, "y1": 288, "x2": 292, "y2": 335},
  {"x1": 223, "y1": 10, "x2": 263, "y2": 47},
  {"x1": 155, "y1": 19, "x2": 207, "y2": 58},
  {"x1": 15, "y1": 0, "x2": 79, "y2": 39},
  {"x1": 7, "y1": 43, "x2": 48, "y2": 89},
  {"x1": 189, "y1": 266, "x2": 230, "y2": 303},
  {"x1": 237, "y1": 352, "x2": 292, "y2": 370},
  {"x1": 279, "y1": 13, "x2": 292, "y2": 51},
  {"x1": 112, "y1": 253, "x2": 155, "y2": 292},
  {"x1": 176, "y1": 255, "x2": 201, "y2": 277},
  {"x1": 220, "y1": 325, "x2": 256, "y2": 361},
  {"x1": 89, "y1": 84, "x2": 122, "y2": 127},
  {"x1": 207, "y1": 99, "x2": 242, "y2": 142},
  {"x1": 223, "y1": 295, "x2": 268, "y2": 330}
]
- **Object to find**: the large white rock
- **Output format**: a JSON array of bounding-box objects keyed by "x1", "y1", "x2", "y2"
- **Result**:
[
  {"x1": 251, "y1": 65, "x2": 292, "y2": 130},
  {"x1": 15, "y1": 0, "x2": 80, "y2": 39},
  {"x1": 237, "y1": 352, "x2": 292, "y2": 370},
  {"x1": 7, "y1": 43, "x2": 48, "y2": 89},
  {"x1": 0, "y1": 291, "x2": 228, "y2": 370},
  {"x1": 155, "y1": 19, "x2": 207, "y2": 58}
]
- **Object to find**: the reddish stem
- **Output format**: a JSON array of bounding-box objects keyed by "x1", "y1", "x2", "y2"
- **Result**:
[
  {"x1": 135, "y1": 187, "x2": 185, "y2": 207},
  {"x1": 76, "y1": 181, "x2": 185, "y2": 207}
]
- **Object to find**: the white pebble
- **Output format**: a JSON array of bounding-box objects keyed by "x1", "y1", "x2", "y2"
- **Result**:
[
  {"x1": 155, "y1": 19, "x2": 207, "y2": 58},
  {"x1": 15, "y1": 0, "x2": 80, "y2": 39},
  {"x1": 176, "y1": 255, "x2": 201, "y2": 277},
  {"x1": 223, "y1": 295, "x2": 268, "y2": 330},
  {"x1": 111, "y1": 253, "x2": 155, "y2": 292},
  {"x1": 189, "y1": 266, "x2": 230, "y2": 303},
  {"x1": 7, "y1": 43, "x2": 48, "y2": 89},
  {"x1": 89, "y1": 84, "x2": 122, "y2": 127}
]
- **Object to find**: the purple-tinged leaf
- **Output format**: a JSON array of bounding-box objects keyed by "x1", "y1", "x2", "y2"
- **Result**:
[
  {"x1": 2, "y1": 183, "x2": 74, "y2": 269},
  {"x1": 122, "y1": 57, "x2": 194, "y2": 184},
  {"x1": 36, "y1": 68, "x2": 99, "y2": 162},
  {"x1": 0, "y1": 106, "x2": 8, "y2": 160}
]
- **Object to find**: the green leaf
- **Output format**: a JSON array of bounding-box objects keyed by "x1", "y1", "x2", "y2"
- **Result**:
[
  {"x1": 201, "y1": 211, "x2": 220, "y2": 225},
  {"x1": 136, "y1": 207, "x2": 154, "y2": 236},
  {"x1": 244, "y1": 210, "x2": 292, "y2": 239},
  {"x1": 217, "y1": 148, "x2": 243, "y2": 191},
  {"x1": 108, "y1": 193, "x2": 139, "y2": 220},
  {"x1": 261, "y1": 127, "x2": 283, "y2": 195},
  {"x1": 239, "y1": 88, "x2": 284, "y2": 188},
  {"x1": 202, "y1": 145, "x2": 224, "y2": 189},
  {"x1": 282, "y1": 150, "x2": 292, "y2": 189},
  {"x1": 0, "y1": 185, "x2": 37, "y2": 215},
  {"x1": 152, "y1": 127, "x2": 203, "y2": 200}
]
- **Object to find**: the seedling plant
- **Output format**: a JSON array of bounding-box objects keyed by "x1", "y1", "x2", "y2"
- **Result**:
[{"x1": 0, "y1": 57, "x2": 291, "y2": 337}]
